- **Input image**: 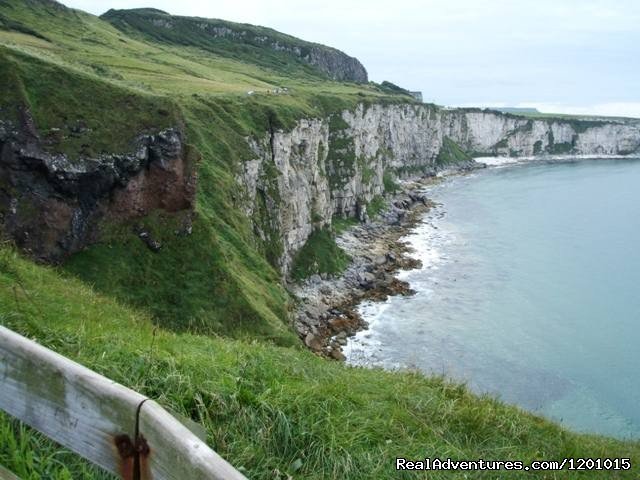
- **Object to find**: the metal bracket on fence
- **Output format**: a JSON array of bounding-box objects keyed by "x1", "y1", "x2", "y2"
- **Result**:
[{"x1": 115, "y1": 399, "x2": 150, "y2": 480}]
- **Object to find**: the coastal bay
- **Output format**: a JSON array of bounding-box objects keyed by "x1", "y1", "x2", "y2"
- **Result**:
[{"x1": 346, "y1": 158, "x2": 640, "y2": 439}]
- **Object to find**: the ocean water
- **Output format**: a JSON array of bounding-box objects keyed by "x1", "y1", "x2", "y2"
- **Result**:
[{"x1": 345, "y1": 158, "x2": 640, "y2": 439}]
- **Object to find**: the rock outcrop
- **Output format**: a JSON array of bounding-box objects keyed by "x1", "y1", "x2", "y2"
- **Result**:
[
  {"x1": 240, "y1": 105, "x2": 640, "y2": 274},
  {"x1": 0, "y1": 114, "x2": 197, "y2": 262},
  {"x1": 304, "y1": 47, "x2": 368, "y2": 83}
]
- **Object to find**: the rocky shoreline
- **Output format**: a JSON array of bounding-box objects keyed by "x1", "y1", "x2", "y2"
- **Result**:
[{"x1": 290, "y1": 162, "x2": 483, "y2": 360}]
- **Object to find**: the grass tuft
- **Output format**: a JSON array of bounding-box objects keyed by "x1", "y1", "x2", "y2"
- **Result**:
[
  {"x1": 436, "y1": 136, "x2": 473, "y2": 166},
  {"x1": 290, "y1": 228, "x2": 350, "y2": 281},
  {"x1": 366, "y1": 195, "x2": 386, "y2": 218}
]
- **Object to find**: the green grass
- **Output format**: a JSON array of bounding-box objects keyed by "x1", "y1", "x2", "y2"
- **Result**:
[
  {"x1": 1, "y1": 246, "x2": 640, "y2": 479},
  {"x1": 0, "y1": 45, "x2": 180, "y2": 160},
  {"x1": 63, "y1": 213, "x2": 297, "y2": 346},
  {"x1": 366, "y1": 194, "x2": 387, "y2": 218},
  {"x1": 0, "y1": 0, "x2": 400, "y2": 103},
  {"x1": 0, "y1": 414, "x2": 111, "y2": 480},
  {"x1": 377, "y1": 80, "x2": 415, "y2": 99},
  {"x1": 436, "y1": 136, "x2": 472, "y2": 166},
  {"x1": 361, "y1": 164, "x2": 375, "y2": 184},
  {"x1": 383, "y1": 170, "x2": 400, "y2": 193},
  {"x1": 332, "y1": 215, "x2": 360, "y2": 235},
  {"x1": 100, "y1": 8, "x2": 363, "y2": 83},
  {"x1": 290, "y1": 228, "x2": 350, "y2": 281}
]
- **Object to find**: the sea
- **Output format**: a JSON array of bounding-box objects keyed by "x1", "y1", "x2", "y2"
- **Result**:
[{"x1": 345, "y1": 157, "x2": 640, "y2": 439}]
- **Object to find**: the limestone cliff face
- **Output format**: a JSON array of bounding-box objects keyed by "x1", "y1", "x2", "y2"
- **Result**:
[
  {"x1": 241, "y1": 105, "x2": 640, "y2": 274},
  {"x1": 0, "y1": 117, "x2": 197, "y2": 262},
  {"x1": 448, "y1": 110, "x2": 640, "y2": 156},
  {"x1": 242, "y1": 119, "x2": 333, "y2": 269}
]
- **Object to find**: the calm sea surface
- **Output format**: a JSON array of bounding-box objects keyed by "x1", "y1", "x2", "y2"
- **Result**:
[{"x1": 345, "y1": 158, "x2": 640, "y2": 438}]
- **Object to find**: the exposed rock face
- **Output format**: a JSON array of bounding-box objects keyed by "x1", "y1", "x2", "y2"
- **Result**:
[
  {"x1": 241, "y1": 105, "x2": 640, "y2": 274},
  {"x1": 304, "y1": 47, "x2": 368, "y2": 83},
  {"x1": 0, "y1": 116, "x2": 196, "y2": 262},
  {"x1": 4, "y1": 98, "x2": 638, "y2": 273},
  {"x1": 242, "y1": 119, "x2": 333, "y2": 268},
  {"x1": 447, "y1": 110, "x2": 640, "y2": 156}
]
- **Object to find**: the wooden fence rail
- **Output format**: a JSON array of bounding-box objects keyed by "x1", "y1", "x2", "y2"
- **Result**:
[{"x1": 0, "y1": 326, "x2": 248, "y2": 480}]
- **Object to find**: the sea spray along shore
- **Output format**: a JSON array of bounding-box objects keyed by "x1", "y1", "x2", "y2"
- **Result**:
[
  {"x1": 291, "y1": 161, "x2": 481, "y2": 359},
  {"x1": 475, "y1": 153, "x2": 640, "y2": 167},
  {"x1": 2, "y1": 1, "x2": 640, "y2": 477},
  {"x1": 292, "y1": 153, "x2": 640, "y2": 361}
]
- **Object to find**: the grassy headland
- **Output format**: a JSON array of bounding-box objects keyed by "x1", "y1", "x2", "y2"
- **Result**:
[{"x1": 0, "y1": 1, "x2": 639, "y2": 478}]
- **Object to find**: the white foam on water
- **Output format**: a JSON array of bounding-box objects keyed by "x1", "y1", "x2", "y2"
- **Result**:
[
  {"x1": 475, "y1": 154, "x2": 640, "y2": 167},
  {"x1": 344, "y1": 202, "x2": 455, "y2": 366},
  {"x1": 474, "y1": 156, "x2": 522, "y2": 166}
]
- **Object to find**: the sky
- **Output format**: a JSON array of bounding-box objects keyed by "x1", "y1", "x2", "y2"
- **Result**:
[{"x1": 61, "y1": 0, "x2": 640, "y2": 117}]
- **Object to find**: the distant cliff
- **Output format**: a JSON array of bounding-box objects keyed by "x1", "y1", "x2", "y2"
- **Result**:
[
  {"x1": 101, "y1": 8, "x2": 368, "y2": 83},
  {"x1": 240, "y1": 105, "x2": 640, "y2": 273}
]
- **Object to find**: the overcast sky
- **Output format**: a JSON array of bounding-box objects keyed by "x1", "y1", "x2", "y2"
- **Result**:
[{"x1": 61, "y1": 0, "x2": 640, "y2": 117}]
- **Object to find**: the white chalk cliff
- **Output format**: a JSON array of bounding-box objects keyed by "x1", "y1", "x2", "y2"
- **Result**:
[{"x1": 239, "y1": 104, "x2": 640, "y2": 273}]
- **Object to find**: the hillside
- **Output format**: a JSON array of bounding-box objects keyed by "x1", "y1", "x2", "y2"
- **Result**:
[
  {"x1": 1, "y1": 0, "x2": 640, "y2": 478},
  {"x1": 3, "y1": 247, "x2": 640, "y2": 479},
  {"x1": 100, "y1": 8, "x2": 368, "y2": 83},
  {"x1": 0, "y1": 0, "x2": 411, "y2": 345}
]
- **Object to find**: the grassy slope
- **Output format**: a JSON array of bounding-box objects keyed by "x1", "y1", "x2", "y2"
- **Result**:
[
  {"x1": 436, "y1": 137, "x2": 473, "y2": 166},
  {"x1": 0, "y1": 0, "x2": 407, "y2": 345},
  {"x1": 0, "y1": 45, "x2": 181, "y2": 158},
  {"x1": 1, "y1": 2, "x2": 640, "y2": 478},
  {"x1": 99, "y1": 7, "x2": 358, "y2": 83},
  {"x1": 507, "y1": 110, "x2": 640, "y2": 122},
  {"x1": 0, "y1": 1, "x2": 396, "y2": 100},
  {"x1": 2, "y1": 247, "x2": 640, "y2": 479},
  {"x1": 0, "y1": 42, "x2": 298, "y2": 345}
]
